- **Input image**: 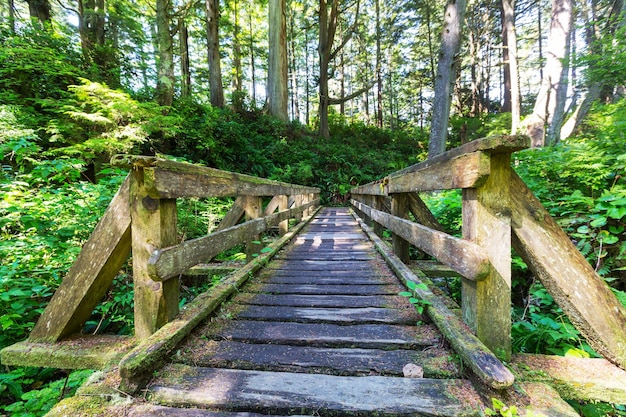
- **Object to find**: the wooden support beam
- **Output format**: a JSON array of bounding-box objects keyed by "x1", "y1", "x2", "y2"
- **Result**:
[
  {"x1": 351, "y1": 200, "x2": 491, "y2": 281},
  {"x1": 215, "y1": 196, "x2": 245, "y2": 232},
  {"x1": 510, "y1": 171, "x2": 626, "y2": 369},
  {"x1": 263, "y1": 195, "x2": 281, "y2": 216},
  {"x1": 391, "y1": 194, "x2": 410, "y2": 263},
  {"x1": 407, "y1": 192, "x2": 444, "y2": 231},
  {"x1": 28, "y1": 176, "x2": 132, "y2": 342},
  {"x1": 372, "y1": 195, "x2": 384, "y2": 237},
  {"x1": 243, "y1": 196, "x2": 263, "y2": 262},
  {"x1": 277, "y1": 195, "x2": 289, "y2": 236},
  {"x1": 130, "y1": 170, "x2": 179, "y2": 339},
  {"x1": 462, "y1": 153, "x2": 512, "y2": 361}
]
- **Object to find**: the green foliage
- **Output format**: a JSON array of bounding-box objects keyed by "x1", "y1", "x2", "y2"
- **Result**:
[
  {"x1": 485, "y1": 397, "x2": 546, "y2": 417},
  {"x1": 1, "y1": 369, "x2": 92, "y2": 417},
  {"x1": 398, "y1": 280, "x2": 431, "y2": 315}
]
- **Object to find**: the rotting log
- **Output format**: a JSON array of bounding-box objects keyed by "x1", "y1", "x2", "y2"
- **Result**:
[
  {"x1": 510, "y1": 171, "x2": 626, "y2": 370},
  {"x1": 351, "y1": 210, "x2": 515, "y2": 389},
  {"x1": 351, "y1": 200, "x2": 491, "y2": 282},
  {"x1": 28, "y1": 176, "x2": 132, "y2": 343},
  {"x1": 462, "y1": 153, "x2": 512, "y2": 361}
]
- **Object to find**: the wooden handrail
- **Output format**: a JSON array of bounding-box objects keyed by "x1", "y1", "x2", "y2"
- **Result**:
[
  {"x1": 351, "y1": 135, "x2": 626, "y2": 370},
  {"x1": 26, "y1": 156, "x2": 320, "y2": 343}
]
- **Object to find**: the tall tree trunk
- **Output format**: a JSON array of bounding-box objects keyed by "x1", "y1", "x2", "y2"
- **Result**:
[
  {"x1": 27, "y1": 0, "x2": 51, "y2": 25},
  {"x1": 305, "y1": 26, "x2": 311, "y2": 125},
  {"x1": 428, "y1": 0, "x2": 469, "y2": 158},
  {"x1": 8, "y1": 0, "x2": 16, "y2": 32},
  {"x1": 561, "y1": 0, "x2": 625, "y2": 139},
  {"x1": 268, "y1": 0, "x2": 289, "y2": 121},
  {"x1": 206, "y1": 0, "x2": 224, "y2": 107},
  {"x1": 156, "y1": 0, "x2": 175, "y2": 107},
  {"x1": 180, "y1": 22, "x2": 192, "y2": 98},
  {"x1": 317, "y1": 0, "x2": 335, "y2": 138},
  {"x1": 249, "y1": 10, "x2": 257, "y2": 108},
  {"x1": 501, "y1": 0, "x2": 521, "y2": 133},
  {"x1": 232, "y1": 0, "x2": 243, "y2": 111},
  {"x1": 288, "y1": 8, "x2": 300, "y2": 121},
  {"x1": 525, "y1": 0, "x2": 572, "y2": 146},
  {"x1": 375, "y1": 0, "x2": 383, "y2": 128}
]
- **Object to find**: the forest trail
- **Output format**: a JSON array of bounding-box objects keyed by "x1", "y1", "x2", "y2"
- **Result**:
[{"x1": 134, "y1": 207, "x2": 482, "y2": 416}]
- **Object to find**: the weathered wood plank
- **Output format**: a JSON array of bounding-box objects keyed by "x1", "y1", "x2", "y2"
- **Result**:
[
  {"x1": 176, "y1": 341, "x2": 461, "y2": 378},
  {"x1": 351, "y1": 135, "x2": 530, "y2": 196},
  {"x1": 130, "y1": 170, "x2": 179, "y2": 339},
  {"x1": 28, "y1": 176, "x2": 132, "y2": 342},
  {"x1": 461, "y1": 153, "x2": 512, "y2": 360},
  {"x1": 510, "y1": 171, "x2": 626, "y2": 369},
  {"x1": 511, "y1": 354, "x2": 626, "y2": 404},
  {"x1": 204, "y1": 320, "x2": 441, "y2": 349},
  {"x1": 408, "y1": 192, "x2": 444, "y2": 231},
  {"x1": 148, "y1": 365, "x2": 482, "y2": 417},
  {"x1": 243, "y1": 196, "x2": 263, "y2": 262},
  {"x1": 111, "y1": 155, "x2": 319, "y2": 199},
  {"x1": 388, "y1": 151, "x2": 492, "y2": 193},
  {"x1": 232, "y1": 305, "x2": 417, "y2": 325},
  {"x1": 0, "y1": 335, "x2": 135, "y2": 370},
  {"x1": 351, "y1": 199, "x2": 492, "y2": 281},
  {"x1": 250, "y1": 283, "x2": 401, "y2": 295},
  {"x1": 391, "y1": 193, "x2": 411, "y2": 262},
  {"x1": 148, "y1": 201, "x2": 318, "y2": 281},
  {"x1": 352, "y1": 210, "x2": 515, "y2": 389},
  {"x1": 236, "y1": 293, "x2": 404, "y2": 308},
  {"x1": 215, "y1": 196, "x2": 245, "y2": 232}
]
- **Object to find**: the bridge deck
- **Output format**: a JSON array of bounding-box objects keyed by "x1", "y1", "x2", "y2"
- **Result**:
[{"x1": 47, "y1": 208, "x2": 584, "y2": 416}]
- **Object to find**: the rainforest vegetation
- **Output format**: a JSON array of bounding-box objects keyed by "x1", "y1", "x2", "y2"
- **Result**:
[{"x1": 0, "y1": 0, "x2": 625, "y2": 415}]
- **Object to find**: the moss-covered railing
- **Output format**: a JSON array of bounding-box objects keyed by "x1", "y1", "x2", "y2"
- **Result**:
[
  {"x1": 351, "y1": 136, "x2": 626, "y2": 373},
  {"x1": 1, "y1": 156, "x2": 319, "y2": 371}
]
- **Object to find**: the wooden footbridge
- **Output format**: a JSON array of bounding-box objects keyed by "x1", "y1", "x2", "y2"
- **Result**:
[{"x1": 2, "y1": 136, "x2": 626, "y2": 416}]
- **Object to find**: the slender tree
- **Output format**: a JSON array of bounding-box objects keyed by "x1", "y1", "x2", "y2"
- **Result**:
[
  {"x1": 428, "y1": 0, "x2": 468, "y2": 157},
  {"x1": 525, "y1": 0, "x2": 573, "y2": 146},
  {"x1": 206, "y1": 0, "x2": 225, "y2": 107},
  {"x1": 180, "y1": 21, "x2": 191, "y2": 98},
  {"x1": 268, "y1": 0, "x2": 288, "y2": 120},
  {"x1": 155, "y1": 0, "x2": 175, "y2": 107},
  {"x1": 501, "y1": 0, "x2": 521, "y2": 133}
]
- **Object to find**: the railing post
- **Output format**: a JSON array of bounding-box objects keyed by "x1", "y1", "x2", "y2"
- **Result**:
[
  {"x1": 294, "y1": 194, "x2": 303, "y2": 222},
  {"x1": 243, "y1": 195, "x2": 263, "y2": 261},
  {"x1": 391, "y1": 193, "x2": 410, "y2": 263},
  {"x1": 278, "y1": 195, "x2": 289, "y2": 236},
  {"x1": 372, "y1": 195, "x2": 384, "y2": 237},
  {"x1": 130, "y1": 168, "x2": 179, "y2": 339},
  {"x1": 461, "y1": 153, "x2": 512, "y2": 360}
]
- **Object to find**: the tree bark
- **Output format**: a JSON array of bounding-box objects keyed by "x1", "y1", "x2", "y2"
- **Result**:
[
  {"x1": 27, "y1": 0, "x2": 51, "y2": 25},
  {"x1": 180, "y1": 23, "x2": 191, "y2": 98},
  {"x1": 428, "y1": 0, "x2": 468, "y2": 158},
  {"x1": 375, "y1": 0, "x2": 383, "y2": 128},
  {"x1": 206, "y1": 0, "x2": 225, "y2": 107},
  {"x1": 501, "y1": 0, "x2": 521, "y2": 133},
  {"x1": 232, "y1": 0, "x2": 243, "y2": 111},
  {"x1": 525, "y1": 0, "x2": 573, "y2": 146},
  {"x1": 268, "y1": 0, "x2": 289, "y2": 121},
  {"x1": 156, "y1": 0, "x2": 175, "y2": 107}
]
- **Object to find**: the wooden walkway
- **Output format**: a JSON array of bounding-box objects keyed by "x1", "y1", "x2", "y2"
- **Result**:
[{"x1": 123, "y1": 207, "x2": 484, "y2": 416}]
